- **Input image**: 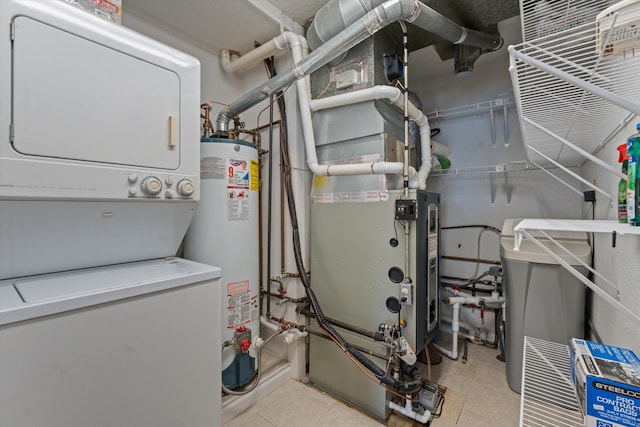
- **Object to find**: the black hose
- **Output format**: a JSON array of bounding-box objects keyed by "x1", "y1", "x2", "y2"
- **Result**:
[
  {"x1": 264, "y1": 56, "x2": 421, "y2": 396},
  {"x1": 496, "y1": 307, "x2": 506, "y2": 362},
  {"x1": 441, "y1": 224, "x2": 501, "y2": 234}
]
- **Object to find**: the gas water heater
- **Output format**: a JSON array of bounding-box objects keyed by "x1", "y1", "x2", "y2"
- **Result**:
[{"x1": 184, "y1": 138, "x2": 260, "y2": 389}]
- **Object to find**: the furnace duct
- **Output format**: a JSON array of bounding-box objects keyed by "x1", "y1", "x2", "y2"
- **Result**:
[{"x1": 214, "y1": 0, "x2": 503, "y2": 135}]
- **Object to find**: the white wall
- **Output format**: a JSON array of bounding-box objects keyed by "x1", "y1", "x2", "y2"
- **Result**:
[
  {"x1": 581, "y1": 123, "x2": 640, "y2": 354},
  {"x1": 414, "y1": 15, "x2": 586, "y2": 343},
  {"x1": 412, "y1": 14, "x2": 640, "y2": 355}
]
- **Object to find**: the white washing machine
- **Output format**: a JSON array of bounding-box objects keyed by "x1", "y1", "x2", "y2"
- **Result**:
[{"x1": 0, "y1": 258, "x2": 222, "y2": 427}]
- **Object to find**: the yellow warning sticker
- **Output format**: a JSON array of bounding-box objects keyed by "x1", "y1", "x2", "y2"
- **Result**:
[{"x1": 250, "y1": 159, "x2": 259, "y2": 191}]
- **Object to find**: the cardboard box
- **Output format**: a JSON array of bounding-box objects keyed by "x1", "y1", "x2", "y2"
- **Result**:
[
  {"x1": 63, "y1": 0, "x2": 122, "y2": 24},
  {"x1": 571, "y1": 338, "x2": 640, "y2": 427}
]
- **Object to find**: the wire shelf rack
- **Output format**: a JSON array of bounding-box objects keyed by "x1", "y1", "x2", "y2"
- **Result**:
[
  {"x1": 510, "y1": 21, "x2": 640, "y2": 168},
  {"x1": 429, "y1": 161, "x2": 530, "y2": 176},
  {"x1": 520, "y1": 337, "x2": 584, "y2": 427},
  {"x1": 520, "y1": 0, "x2": 618, "y2": 42},
  {"x1": 510, "y1": 0, "x2": 640, "y2": 200}
]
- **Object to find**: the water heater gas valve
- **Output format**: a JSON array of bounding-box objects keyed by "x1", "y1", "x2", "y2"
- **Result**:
[{"x1": 234, "y1": 326, "x2": 252, "y2": 353}]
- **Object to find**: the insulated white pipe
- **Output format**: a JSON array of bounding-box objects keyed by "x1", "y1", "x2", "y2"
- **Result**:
[
  {"x1": 440, "y1": 315, "x2": 472, "y2": 333},
  {"x1": 220, "y1": 34, "x2": 434, "y2": 182},
  {"x1": 444, "y1": 295, "x2": 505, "y2": 306},
  {"x1": 434, "y1": 302, "x2": 460, "y2": 359},
  {"x1": 220, "y1": 36, "x2": 289, "y2": 73},
  {"x1": 309, "y1": 86, "x2": 433, "y2": 187},
  {"x1": 259, "y1": 316, "x2": 308, "y2": 344},
  {"x1": 389, "y1": 398, "x2": 431, "y2": 424}
]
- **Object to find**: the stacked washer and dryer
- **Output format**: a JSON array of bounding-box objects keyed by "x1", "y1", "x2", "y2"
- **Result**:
[{"x1": 0, "y1": 1, "x2": 222, "y2": 426}]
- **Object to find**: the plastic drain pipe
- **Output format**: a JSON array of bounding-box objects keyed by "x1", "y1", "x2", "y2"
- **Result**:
[
  {"x1": 433, "y1": 302, "x2": 461, "y2": 360},
  {"x1": 308, "y1": 85, "x2": 432, "y2": 187},
  {"x1": 389, "y1": 398, "x2": 431, "y2": 424},
  {"x1": 435, "y1": 293, "x2": 505, "y2": 359}
]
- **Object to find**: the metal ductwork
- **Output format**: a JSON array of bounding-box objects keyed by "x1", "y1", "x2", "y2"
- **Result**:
[
  {"x1": 215, "y1": 0, "x2": 419, "y2": 135},
  {"x1": 214, "y1": 0, "x2": 508, "y2": 134},
  {"x1": 306, "y1": 0, "x2": 503, "y2": 52},
  {"x1": 306, "y1": 0, "x2": 515, "y2": 77}
]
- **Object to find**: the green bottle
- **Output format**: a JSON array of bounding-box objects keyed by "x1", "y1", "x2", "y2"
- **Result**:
[
  {"x1": 627, "y1": 124, "x2": 640, "y2": 226},
  {"x1": 617, "y1": 144, "x2": 629, "y2": 223}
]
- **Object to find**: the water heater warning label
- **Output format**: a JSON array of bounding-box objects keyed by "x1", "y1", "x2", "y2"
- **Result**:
[
  {"x1": 227, "y1": 158, "x2": 250, "y2": 221},
  {"x1": 250, "y1": 159, "x2": 259, "y2": 192},
  {"x1": 226, "y1": 280, "x2": 257, "y2": 328},
  {"x1": 200, "y1": 156, "x2": 226, "y2": 180}
]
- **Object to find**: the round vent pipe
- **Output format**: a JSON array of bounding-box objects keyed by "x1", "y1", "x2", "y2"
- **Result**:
[{"x1": 306, "y1": 0, "x2": 503, "y2": 52}]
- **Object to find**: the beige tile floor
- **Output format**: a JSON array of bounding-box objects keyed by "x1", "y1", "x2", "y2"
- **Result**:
[{"x1": 224, "y1": 338, "x2": 520, "y2": 426}]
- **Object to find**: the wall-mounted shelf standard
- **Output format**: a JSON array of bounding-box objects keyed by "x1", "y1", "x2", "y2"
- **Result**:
[
  {"x1": 514, "y1": 219, "x2": 640, "y2": 325},
  {"x1": 519, "y1": 336, "x2": 584, "y2": 427},
  {"x1": 430, "y1": 162, "x2": 582, "y2": 206},
  {"x1": 430, "y1": 162, "x2": 528, "y2": 206},
  {"x1": 429, "y1": 161, "x2": 529, "y2": 177},
  {"x1": 426, "y1": 95, "x2": 516, "y2": 147},
  {"x1": 509, "y1": 1, "x2": 640, "y2": 204}
]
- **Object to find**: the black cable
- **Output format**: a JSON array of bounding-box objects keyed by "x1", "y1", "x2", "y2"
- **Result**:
[
  {"x1": 441, "y1": 224, "x2": 501, "y2": 234},
  {"x1": 263, "y1": 56, "x2": 421, "y2": 395},
  {"x1": 432, "y1": 392, "x2": 445, "y2": 418},
  {"x1": 496, "y1": 307, "x2": 505, "y2": 362}
]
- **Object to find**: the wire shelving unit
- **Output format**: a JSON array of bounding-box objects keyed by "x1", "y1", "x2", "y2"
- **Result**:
[
  {"x1": 519, "y1": 337, "x2": 584, "y2": 427},
  {"x1": 509, "y1": 0, "x2": 640, "y2": 203}
]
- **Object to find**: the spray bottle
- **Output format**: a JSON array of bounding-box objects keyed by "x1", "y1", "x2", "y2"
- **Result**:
[
  {"x1": 617, "y1": 144, "x2": 630, "y2": 223},
  {"x1": 626, "y1": 123, "x2": 640, "y2": 226}
]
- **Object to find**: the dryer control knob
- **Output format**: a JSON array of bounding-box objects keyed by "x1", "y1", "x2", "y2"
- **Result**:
[
  {"x1": 128, "y1": 187, "x2": 138, "y2": 196},
  {"x1": 165, "y1": 176, "x2": 175, "y2": 186},
  {"x1": 165, "y1": 190, "x2": 175, "y2": 199},
  {"x1": 140, "y1": 176, "x2": 162, "y2": 196},
  {"x1": 127, "y1": 173, "x2": 139, "y2": 184},
  {"x1": 176, "y1": 179, "x2": 194, "y2": 197}
]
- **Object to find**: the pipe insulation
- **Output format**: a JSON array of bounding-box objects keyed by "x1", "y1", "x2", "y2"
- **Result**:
[
  {"x1": 214, "y1": 0, "x2": 421, "y2": 135},
  {"x1": 307, "y1": 0, "x2": 503, "y2": 51}
]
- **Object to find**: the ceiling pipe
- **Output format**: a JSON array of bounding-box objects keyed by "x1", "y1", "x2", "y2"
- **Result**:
[
  {"x1": 306, "y1": 0, "x2": 503, "y2": 52},
  {"x1": 214, "y1": 0, "x2": 503, "y2": 136},
  {"x1": 214, "y1": 0, "x2": 420, "y2": 136}
]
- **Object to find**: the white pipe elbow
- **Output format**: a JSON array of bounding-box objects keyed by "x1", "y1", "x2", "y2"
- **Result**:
[
  {"x1": 220, "y1": 49, "x2": 232, "y2": 73},
  {"x1": 389, "y1": 400, "x2": 430, "y2": 424}
]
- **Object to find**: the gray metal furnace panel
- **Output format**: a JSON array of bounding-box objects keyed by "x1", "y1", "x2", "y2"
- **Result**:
[
  {"x1": 308, "y1": 190, "x2": 440, "y2": 419},
  {"x1": 309, "y1": 330, "x2": 390, "y2": 420}
]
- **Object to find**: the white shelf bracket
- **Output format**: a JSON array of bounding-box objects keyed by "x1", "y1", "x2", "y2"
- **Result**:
[
  {"x1": 513, "y1": 221, "x2": 640, "y2": 326},
  {"x1": 503, "y1": 103, "x2": 509, "y2": 147},
  {"x1": 524, "y1": 117, "x2": 627, "y2": 181},
  {"x1": 529, "y1": 159, "x2": 584, "y2": 198},
  {"x1": 490, "y1": 107, "x2": 496, "y2": 148},
  {"x1": 538, "y1": 229, "x2": 620, "y2": 298},
  {"x1": 527, "y1": 145, "x2": 615, "y2": 206},
  {"x1": 490, "y1": 173, "x2": 496, "y2": 206},
  {"x1": 504, "y1": 170, "x2": 512, "y2": 206}
]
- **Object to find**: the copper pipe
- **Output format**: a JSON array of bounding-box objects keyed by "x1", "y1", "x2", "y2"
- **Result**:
[{"x1": 260, "y1": 289, "x2": 307, "y2": 304}]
